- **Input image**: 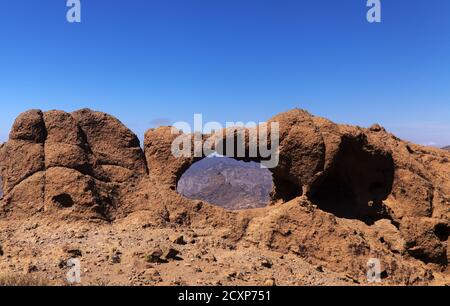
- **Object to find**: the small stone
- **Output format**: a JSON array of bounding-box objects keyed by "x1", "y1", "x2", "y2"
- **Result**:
[
  {"x1": 25, "y1": 223, "x2": 39, "y2": 231},
  {"x1": 26, "y1": 264, "x2": 38, "y2": 273},
  {"x1": 236, "y1": 272, "x2": 246, "y2": 280},
  {"x1": 369, "y1": 124, "x2": 385, "y2": 132},
  {"x1": 171, "y1": 235, "x2": 186, "y2": 245},
  {"x1": 226, "y1": 270, "x2": 237, "y2": 280},
  {"x1": 264, "y1": 278, "x2": 276, "y2": 286},
  {"x1": 63, "y1": 246, "x2": 82, "y2": 258},
  {"x1": 204, "y1": 254, "x2": 216, "y2": 262},
  {"x1": 111, "y1": 250, "x2": 122, "y2": 264},
  {"x1": 195, "y1": 202, "x2": 203, "y2": 211},
  {"x1": 58, "y1": 259, "x2": 66, "y2": 269},
  {"x1": 145, "y1": 247, "x2": 164, "y2": 263},
  {"x1": 143, "y1": 268, "x2": 162, "y2": 282},
  {"x1": 165, "y1": 248, "x2": 181, "y2": 260},
  {"x1": 261, "y1": 259, "x2": 273, "y2": 269}
]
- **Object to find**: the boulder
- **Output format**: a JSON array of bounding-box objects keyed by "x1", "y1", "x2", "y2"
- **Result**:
[{"x1": 0, "y1": 109, "x2": 148, "y2": 220}]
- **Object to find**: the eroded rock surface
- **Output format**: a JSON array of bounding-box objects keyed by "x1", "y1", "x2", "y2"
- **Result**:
[
  {"x1": 0, "y1": 109, "x2": 147, "y2": 220},
  {"x1": 0, "y1": 108, "x2": 448, "y2": 285}
]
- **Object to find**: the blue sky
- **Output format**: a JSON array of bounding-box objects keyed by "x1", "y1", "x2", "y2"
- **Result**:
[{"x1": 0, "y1": 0, "x2": 449, "y2": 146}]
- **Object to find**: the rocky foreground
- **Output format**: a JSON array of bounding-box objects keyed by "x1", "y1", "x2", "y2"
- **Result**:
[{"x1": 0, "y1": 109, "x2": 449, "y2": 286}]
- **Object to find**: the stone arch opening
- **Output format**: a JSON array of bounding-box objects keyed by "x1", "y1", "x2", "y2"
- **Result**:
[
  {"x1": 0, "y1": 175, "x2": 3, "y2": 198},
  {"x1": 177, "y1": 155, "x2": 274, "y2": 210},
  {"x1": 169, "y1": 128, "x2": 303, "y2": 204},
  {"x1": 309, "y1": 136, "x2": 395, "y2": 225}
]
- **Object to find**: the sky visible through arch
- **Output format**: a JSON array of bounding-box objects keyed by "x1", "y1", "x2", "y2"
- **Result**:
[{"x1": 0, "y1": 0, "x2": 449, "y2": 147}]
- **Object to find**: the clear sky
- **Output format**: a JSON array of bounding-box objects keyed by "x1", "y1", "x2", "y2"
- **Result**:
[{"x1": 0, "y1": 0, "x2": 449, "y2": 146}]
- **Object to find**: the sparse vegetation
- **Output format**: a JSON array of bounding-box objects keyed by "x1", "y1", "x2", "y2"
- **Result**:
[{"x1": 0, "y1": 274, "x2": 51, "y2": 286}]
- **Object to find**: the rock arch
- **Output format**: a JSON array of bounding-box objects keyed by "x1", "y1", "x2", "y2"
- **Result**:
[
  {"x1": 143, "y1": 116, "x2": 318, "y2": 203},
  {"x1": 144, "y1": 110, "x2": 395, "y2": 216},
  {"x1": 0, "y1": 108, "x2": 397, "y2": 222},
  {"x1": 1, "y1": 107, "x2": 448, "y2": 268}
]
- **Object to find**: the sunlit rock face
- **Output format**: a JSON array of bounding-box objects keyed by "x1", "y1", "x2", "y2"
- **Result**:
[{"x1": 0, "y1": 109, "x2": 147, "y2": 220}]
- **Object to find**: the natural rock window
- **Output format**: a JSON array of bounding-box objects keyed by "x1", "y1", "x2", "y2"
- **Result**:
[
  {"x1": 0, "y1": 175, "x2": 3, "y2": 198},
  {"x1": 177, "y1": 156, "x2": 273, "y2": 210}
]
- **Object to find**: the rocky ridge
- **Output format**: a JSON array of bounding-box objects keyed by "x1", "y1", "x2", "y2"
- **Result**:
[{"x1": 0, "y1": 108, "x2": 448, "y2": 285}]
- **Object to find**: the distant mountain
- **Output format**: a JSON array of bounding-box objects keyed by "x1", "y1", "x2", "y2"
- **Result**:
[
  {"x1": 442, "y1": 146, "x2": 450, "y2": 151},
  {"x1": 177, "y1": 157, "x2": 273, "y2": 210}
]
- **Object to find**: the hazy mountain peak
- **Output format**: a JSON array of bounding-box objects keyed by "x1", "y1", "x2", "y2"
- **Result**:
[{"x1": 177, "y1": 157, "x2": 273, "y2": 210}]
